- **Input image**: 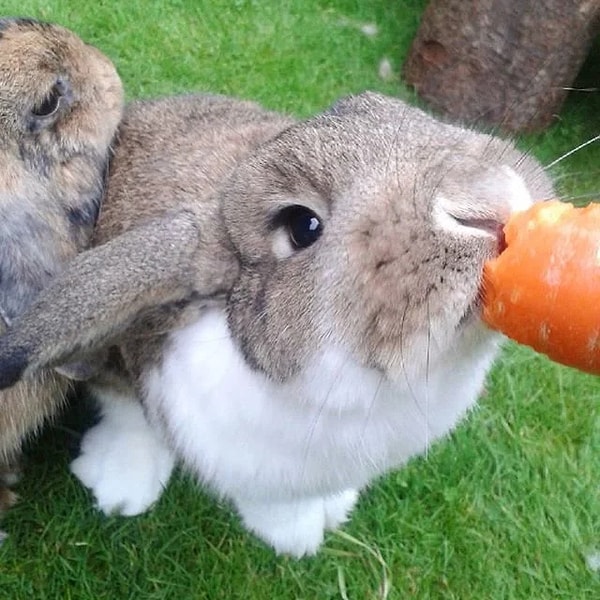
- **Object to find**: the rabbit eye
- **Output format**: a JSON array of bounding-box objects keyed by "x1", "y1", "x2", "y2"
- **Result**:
[
  {"x1": 280, "y1": 205, "x2": 323, "y2": 250},
  {"x1": 27, "y1": 78, "x2": 71, "y2": 133},
  {"x1": 32, "y1": 84, "x2": 62, "y2": 117},
  {"x1": 29, "y1": 78, "x2": 71, "y2": 129}
]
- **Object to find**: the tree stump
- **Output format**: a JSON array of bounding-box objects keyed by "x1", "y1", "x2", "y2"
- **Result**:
[{"x1": 404, "y1": 0, "x2": 600, "y2": 132}]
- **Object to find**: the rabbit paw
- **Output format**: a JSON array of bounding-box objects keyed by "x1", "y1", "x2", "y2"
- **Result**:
[
  {"x1": 70, "y1": 396, "x2": 175, "y2": 516},
  {"x1": 235, "y1": 496, "x2": 326, "y2": 557},
  {"x1": 235, "y1": 490, "x2": 358, "y2": 557},
  {"x1": 324, "y1": 489, "x2": 359, "y2": 531}
]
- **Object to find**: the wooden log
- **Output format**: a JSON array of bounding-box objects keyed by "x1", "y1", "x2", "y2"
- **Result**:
[{"x1": 404, "y1": 0, "x2": 600, "y2": 132}]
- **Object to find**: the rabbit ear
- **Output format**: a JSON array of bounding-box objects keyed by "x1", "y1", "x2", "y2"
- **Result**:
[{"x1": 0, "y1": 209, "x2": 227, "y2": 390}]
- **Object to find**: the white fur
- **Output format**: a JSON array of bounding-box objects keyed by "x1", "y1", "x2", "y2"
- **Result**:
[
  {"x1": 234, "y1": 490, "x2": 357, "y2": 556},
  {"x1": 501, "y1": 166, "x2": 536, "y2": 213},
  {"x1": 70, "y1": 386, "x2": 175, "y2": 516},
  {"x1": 131, "y1": 308, "x2": 500, "y2": 556},
  {"x1": 1, "y1": 469, "x2": 20, "y2": 487},
  {"x1": 586, "y1": 550, "x2": 600, "y2": 573},
  {"x1": 70, "y1": 308, "x2": 498, "y2": 555}
]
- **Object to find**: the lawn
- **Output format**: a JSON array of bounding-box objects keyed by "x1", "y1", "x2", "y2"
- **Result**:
[{"x1": 0, "y1": 1, "x2": 599, "y2": 598}]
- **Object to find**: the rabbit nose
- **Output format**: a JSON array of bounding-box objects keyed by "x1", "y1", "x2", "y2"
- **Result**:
[
  {"x1": 434, "y1": 198, "x2": 506, "y2": 237},
  {"x1": 433, "y1": 197, "x2": 512, "y2": 257},
  {"x1": 451, "y1": 216, "x2": 507, "y2": 253},
  {"x1": 433, "y1": 165, "x2": 533, "y2": 253}
]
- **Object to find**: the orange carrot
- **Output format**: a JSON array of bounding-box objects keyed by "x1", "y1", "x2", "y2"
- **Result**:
[{"x1": 482, "y1": 200, "x2": 600, "y2": 374}]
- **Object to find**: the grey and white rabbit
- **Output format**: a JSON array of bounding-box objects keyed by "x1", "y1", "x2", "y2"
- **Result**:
[
  {"x1": 0, "y1": 20, "x2": 553, "y2": 556},
  {"x1": 0, "y1": 18, "x2": 123, "y2": 516}
]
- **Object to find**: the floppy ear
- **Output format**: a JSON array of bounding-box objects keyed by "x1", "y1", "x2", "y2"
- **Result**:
[{"x1": 0, "y1": 209, "x2": 215, "y2": 390}]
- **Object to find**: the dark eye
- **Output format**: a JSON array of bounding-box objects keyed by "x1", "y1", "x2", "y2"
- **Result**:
[
  {"x1": 31, "y1": 77, "x2": 70, "y2": 119},
  {"x1": 32, "y1": 84, "x2": 62, "y2": 117},
  {"x1": 279, "y1": 205, "x2": 323, "y2": 249}
]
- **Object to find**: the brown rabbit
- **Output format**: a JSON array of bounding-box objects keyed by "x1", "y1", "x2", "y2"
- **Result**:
[
  {"x1": 0, "y1": 18, "x2": 123, "y2": 516},
  {"x1": 0, "y1": 18, "x2": 294, "y2": 522},
  {"x1": 0, "y1": 23, "x2": 554, "y2": 555}
]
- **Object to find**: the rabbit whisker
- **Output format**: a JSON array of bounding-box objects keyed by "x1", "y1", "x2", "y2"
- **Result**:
[
  {"x1": 0, "y1": 305, "x2": 12, "y2": 328},
  {"x1": 384, "y1": 104, "x2": 409, "y2": 178},
  {"x1": 561, "y1": 86, "x2": 598, "y2": 92},
  {"x1": 398, "y1": 299, "x2": 430, "y2": 433},
  {"x1": 360, "y1": 370, "x2": 385, "y2": 442},
  {"x1": 424, "y1": 296, "x2": 432, "y2": 459},
  {"x1": 545, "y1": 134, "x2": 600, "y2": 171},
  {"x1": 478, "y1": 52, "x2": 558, "y2": 133},
  {"x1": 298, "y1": 349, "x2": 352, "y2": 492}
]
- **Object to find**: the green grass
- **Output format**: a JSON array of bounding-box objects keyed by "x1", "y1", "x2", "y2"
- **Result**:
[{"x1": 1, "y1": 1, "x2": 599, "y2": 598}]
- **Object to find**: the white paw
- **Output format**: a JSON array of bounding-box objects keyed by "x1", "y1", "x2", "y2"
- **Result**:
[
  {"x1": 234, "y1": 492, "x2": 360, "y2": 556},
  {"x1": 71, "y1": 396, "x2": 175, "y2": 517},
  {"x1": 324, "y1": 489, "x2": 359, "y2": 531},
  {"x1": 235, "y1": 497, "x2": 326, "y2": 558}
]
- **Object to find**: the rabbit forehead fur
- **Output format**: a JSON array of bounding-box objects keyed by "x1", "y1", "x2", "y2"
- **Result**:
[
  {"x1": 95, "y1": 94, "x2": 294, "y2": 244},
  {"x1": 0, "y1": 18, "x2": 122, "y2": 152},
  {"x1": 224, "y1": 92, "x2": 553, "y2": 380}
]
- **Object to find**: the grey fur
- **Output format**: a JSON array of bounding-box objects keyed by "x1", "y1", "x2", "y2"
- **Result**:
[{"x1": 0, "y1": 92, "x2": 553, "y2": 390}]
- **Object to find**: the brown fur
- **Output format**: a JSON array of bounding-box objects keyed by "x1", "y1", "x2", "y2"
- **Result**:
[
  {"x1": 0, "y1": 20, "x2": 292, "y2": 464},
  {"x1": 0, "y1": 18, "x2": 123, "y2": 312},
  {"x1": 0, "y1": 94, "x2": 295, "y2": 379},
  {"x1": 0, "y1": 18, "x2": 123, "y2": 466}
]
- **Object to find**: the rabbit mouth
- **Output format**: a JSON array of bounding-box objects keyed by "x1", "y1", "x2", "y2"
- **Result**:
[{"x1": 457, "y1": 300, "x2": 486, "y2": 331}]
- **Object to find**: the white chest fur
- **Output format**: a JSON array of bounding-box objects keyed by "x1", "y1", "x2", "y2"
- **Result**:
[{"x1": 144, "y1": 309, "x2": 499, "y2": 504}]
